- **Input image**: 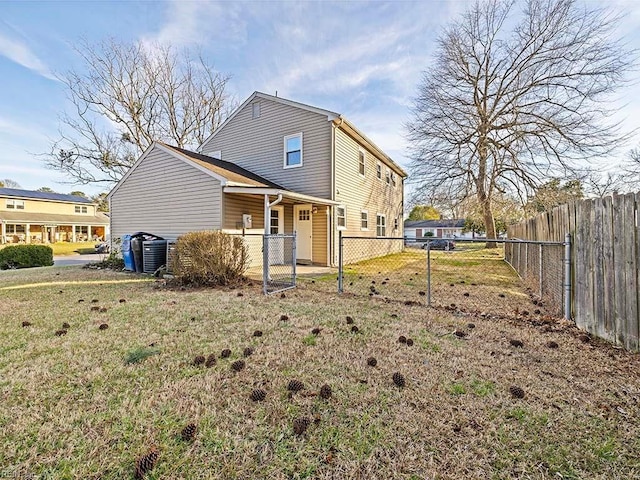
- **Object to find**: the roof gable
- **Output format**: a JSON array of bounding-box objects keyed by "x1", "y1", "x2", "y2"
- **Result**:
[
  {"x1": 198, "y1": 91, "x2": 338, "y2": 151},
  {"x1": 0, "y1": 188, "x2": 93, "y2": 204},
  {"x1": 108, "y1": 142, "x2": 284, "y2": 199}
]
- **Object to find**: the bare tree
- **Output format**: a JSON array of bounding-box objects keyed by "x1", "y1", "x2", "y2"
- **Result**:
[
  {"x1": 0, "y1": 179, "x2": 22, "y2": 188},
  {"x1": 44, "y1": 39, "x2": 232, "y2": 185},
  {"x1": 406, "y1": 0, "x2": 634, "y2": 245}
]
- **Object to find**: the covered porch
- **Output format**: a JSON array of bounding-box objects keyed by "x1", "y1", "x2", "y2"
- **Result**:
[
  {"x1": 221, "y1": 186, "x2": 340, "y2": 267},
  {"x1": 0, "y1": 212, "x2": 109, "y2": 244}
]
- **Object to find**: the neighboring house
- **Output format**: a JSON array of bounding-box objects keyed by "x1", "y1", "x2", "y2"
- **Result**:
[
  {"x1": 0, "y1": 188, "x2": 109, "y2": 244},
  {"x1": 108, "y1": 91, "x2": 407, "y2": 266},
  {"x1": 404, "y1": 219, "x2": 472, "y2": 243}
]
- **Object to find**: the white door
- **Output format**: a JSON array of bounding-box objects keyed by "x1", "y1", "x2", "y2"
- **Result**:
[
  {"x1": 294, "y1": 204, "x2": 313, "y2": 263},
  {"x1": 268, "y1": 206, "x2": 284, "y2": 265}
]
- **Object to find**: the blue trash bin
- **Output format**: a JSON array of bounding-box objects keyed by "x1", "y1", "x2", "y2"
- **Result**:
[{"x1": 122, "y1": 234, "x2": 135, "y2": 271}]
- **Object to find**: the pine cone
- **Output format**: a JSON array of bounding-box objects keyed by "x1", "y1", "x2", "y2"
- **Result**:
[
  {"x1": 99, "y1": 323, "x2": 109, "y2": 330},
  {"x1": 250, "y1": 389, "x2": 266, "y2": 402},
  {"x1": 181, "y1": 423, "x2": 197, "y2": 442},
  {"x1": 406, "y1": 338, "x2": 414, "y2": 347},
  {"x1": 287, "y1": 379, "x2": 304, "y2": 392},
  {"x1": 509, "y1": 385, "x2": 525, "y2": 399},
  {"x1": 392, "y1": 372, "x2": 406, "y2": 388},
  {"x1": 220, "y1": 349, "x2": 231, "y2": 358},
  {"x1": 243, "y1": 347, "x2": 254, "y2": 357},
  {"x1": 293, "y1": 417, "x2": 310, "y2": 435},
  {"x1": 311, "y1": 327, "x2": 321, "y2": 335},
  {"x1": 366, "y1": 357, "x2": 377, "y2": 367},
  {"x1": 205, "y1": 354, "x2": 216, "y2": 368},
  {"x1": 134, "y1": 446, "x2": 159, "y2": 479},
  {"x1": 351, "y1": 326, "x2": 359, "y2": 333},
  {"x1": 509, "y1": 339, "x2": 524, "y2": 348},
  {"x1": 62, "y1": 322, "x2": 70, "y2": 329},
  {"x1": 546, "y1": 341, "x2": 559, "y2": 349},
  {"x1": 319, "y1": 384, "x2": 332, "y2": 399},
  {"x1": 280, "y1": 315, "x2": 289, "y2": 321},
  {"x1": 398, "y1": 335, "x2": 407, "y2": 344},
  {"x1": 193, "y1": 355, "x2": 205, "y2": 366},
  {"x1": 346, "y1": 316, "x2": 354, "y2": 324},
  {"x1": 253, "y1": 330, "x2": 264, "y2": 337},
  {"x1": 21, "y1": 321, "x2": 32, "y2": 327},
  {"x1": 231, "y1": 360, "x2": 245, "y2": 372},
  {"x1": 55, "y1": 329, "x2": 67, "y2": 336}
]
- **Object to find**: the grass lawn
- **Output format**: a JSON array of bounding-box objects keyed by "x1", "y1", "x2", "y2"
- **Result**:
[{"x1": 1, "y1": 266, "x2": 639, "y2": 479}]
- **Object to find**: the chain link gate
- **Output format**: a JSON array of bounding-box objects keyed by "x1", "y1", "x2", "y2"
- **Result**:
[{"x1": 263, "y1": 233, "x2": 297, "y2": 294}]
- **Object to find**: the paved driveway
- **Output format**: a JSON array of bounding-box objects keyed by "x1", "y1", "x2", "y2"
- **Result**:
[{"x1": 54, "y1": 254, "x2": 105, "y2": 266}]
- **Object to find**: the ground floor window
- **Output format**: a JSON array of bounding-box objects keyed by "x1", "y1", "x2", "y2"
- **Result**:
[
  {"x1": 6, "y1": 224, "x2": 25, "y2": 234},
  {"x1": 376, "y1": 214, "x2": 386, "y2": 237}
]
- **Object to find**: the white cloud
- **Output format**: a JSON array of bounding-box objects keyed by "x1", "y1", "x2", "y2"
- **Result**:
[
  {"x1": 0, "y1": 32, "x2": 57, "y2": 81},
  {"x1": 140, "y1": 0, "x2": 247, "y2": 50}
]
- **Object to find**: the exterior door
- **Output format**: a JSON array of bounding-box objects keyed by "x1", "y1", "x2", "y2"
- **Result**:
[
  {"x1": 294, "y1": 204, "x2": 312, "y2": 263},
  {"x1": 268, "y1": 206, "x2": 284, "y2": 265}
]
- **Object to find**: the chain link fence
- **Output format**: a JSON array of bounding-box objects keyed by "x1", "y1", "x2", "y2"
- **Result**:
[
  {"x1": 336, "y1": 236, "x2": 567, "y2": 318},
  {"x1": 263, "y1": 233, "x2": 296, "y2": 294}
]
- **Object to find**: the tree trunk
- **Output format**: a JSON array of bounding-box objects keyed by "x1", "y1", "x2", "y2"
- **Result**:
[{"x1": 481, "y1": 199, "x2": 497, "y2": 248}]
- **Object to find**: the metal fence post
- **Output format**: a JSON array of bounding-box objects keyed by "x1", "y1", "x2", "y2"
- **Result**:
[
  {"x1": 338, "y1": 231, "x2": 343, "y2": 293},
  {"x1": 262, "y1": 234, "x2": 268, "y2": 295},
  {"x1": 563, "y1": 233, "x2": 572, "y2": 320},
  {"x1": 426, "y1": 242, "x2": 431, "y2": 307},
  {"x1": 539, "y1": 243, "x2": 543, "y2": 298},
  {"x1": 292, "y1": 232, "x2": 297, "y2": 288}
]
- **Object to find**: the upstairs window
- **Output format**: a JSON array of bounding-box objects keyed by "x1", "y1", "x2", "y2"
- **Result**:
[
  {"x1": 358, "y1": 150, "x2": 365, "y2": 176},
  {"x1": 75, "y1": 205, "x2": 88, "y2": 214},
  {"x1": 391, "y1": 172, "x2": 396, "y2": 187},
  {"x1": 376, "y1": 162, "x2": 382, "y2": 180},
  {"x1": 284, "y1": 133, "x2": 303, "y2": 168},
  {"x1": 336, "y1": 205, "x2": 346, "y2": 229},
  {"x1": 394, "y1": 217, "x2": 399, "y2": 230},
  {"x1": 252, "y1": 102, "x2": 261, "y2": 119},
  {"x1": 385, "y1": 169, "x2": 391, "y2": 185},
  {"x1": 376, "y1": 214, "x2": 386, "y2": 237},
  {"x1": 6, "y1": 200, "x2": 24, "y2": 210}
]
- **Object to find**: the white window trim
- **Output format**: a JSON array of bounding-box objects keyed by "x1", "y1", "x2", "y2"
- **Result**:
[
  {"x1": 252, "y1": 102, "x2": 261, "y2": 119},
  {"x1": 391, "y1": 172, "x2": 396, "y2": 188},
  {"x1": 385, "y1": 168, "x2": 391, "y2": 185},
  {"x1": 6, "y1": 199, "x2": 24, "y2": 210},
  {"x1": 376, "y1": 162, "x2": 382, "y2": 181},
  {"x1": 358, "y1": 148, "x2": 366, "y2": 177},
  {"x1": 283, "y1": 132, "x2": 303, "y2": 169},
  {"x1": 376, "y1": 213, "x2": 386, "y2": 237},
  {"x1": 360, "y1": 210, "x2": 369, "y2": 231},
  {"x1": 336, "y1": 205, "x2": 347, "y2": 230}
]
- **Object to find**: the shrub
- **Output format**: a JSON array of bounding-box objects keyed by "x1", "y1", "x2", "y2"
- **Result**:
[
  {"x1": 171, "y1": 231, "x2": 249, "y2": 286},
  {"x1": 0, "y1": 244, "x2": 54, "y2": 269},
  {"x1": 84, "y1": 252, "x2": 125, "y2": 271}
]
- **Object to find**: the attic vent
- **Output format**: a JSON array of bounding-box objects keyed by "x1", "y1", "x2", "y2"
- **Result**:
[{"x1": 252, "y1": 102, "x2": 261, "y2": 119}]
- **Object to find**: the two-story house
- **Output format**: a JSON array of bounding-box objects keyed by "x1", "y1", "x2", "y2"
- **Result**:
[
  {"x1": 108, "y1": 92, "x2": 407, "y2": 266},
  {"x1": 0, "y1": 188, "x2": 109, "y2": 244}
]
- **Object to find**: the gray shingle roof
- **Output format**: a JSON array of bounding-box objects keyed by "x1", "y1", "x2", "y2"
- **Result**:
[{"x1": 0, "y1": 188, "x2": 93, "y2": 204}]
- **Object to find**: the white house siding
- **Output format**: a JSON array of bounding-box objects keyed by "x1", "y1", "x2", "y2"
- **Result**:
[
  {"x1": 333, "y1": 127, "x2": 404, "y2": 264},
  {"x1": 110, "y1": 148, "x2": 222, "y2": 241},
  {"x1": 201, "y1": 98, "x2": 332, "y2": 199}
]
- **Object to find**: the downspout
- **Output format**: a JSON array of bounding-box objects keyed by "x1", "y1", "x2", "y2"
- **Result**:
[
  {"x1": 330, "y1": 117, "x2": 343, "y2": 266},
  {"x1": 264, "y1": 193, "x2": 283, "y2": 234}
]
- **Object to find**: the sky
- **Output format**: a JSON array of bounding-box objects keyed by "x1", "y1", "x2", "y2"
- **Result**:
[{"x1": 1, "y1": 0, "x2": 640, "y2": 198}]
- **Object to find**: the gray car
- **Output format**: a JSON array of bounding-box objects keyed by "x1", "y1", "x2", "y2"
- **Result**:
[{"x1": 421, "y1": 239, "x2": 455, "y2": 250}]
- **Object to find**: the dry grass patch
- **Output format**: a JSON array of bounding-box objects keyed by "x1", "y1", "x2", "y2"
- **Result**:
[{"x1": 1, "y1": 267, "x2": 639, "y2": 479}]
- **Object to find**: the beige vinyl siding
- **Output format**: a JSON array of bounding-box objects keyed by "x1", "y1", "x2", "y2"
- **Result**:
[
  {"x1": 0, "y1": 197, "x2": 95, "y2": 215},
  {"x1": 111, "y1": 147, "x2": 222, "y2": 240},
  {"x1": 333, "y1": 127, "x2": 404, "y2": 264},
  {"x1": 312, "y1": 206, "x2": 329, "y2": 265},
  {"x1": 201, "y1": 98, "x2": 332, "y2": 198}
]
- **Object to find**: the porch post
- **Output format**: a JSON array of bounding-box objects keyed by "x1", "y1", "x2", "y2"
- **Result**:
[
  {"x1": 72, "y1": 225, "x2": 77, "y2": 242},
  {"x1": 26, "y1": 224, "x2": 31, "y2": 243},
  {"x1": 88, "y1": 225, "x2": 92, "y2": 241},
  {"x1": 0, "y1": 220, "x2": 5, "y2": 244}
]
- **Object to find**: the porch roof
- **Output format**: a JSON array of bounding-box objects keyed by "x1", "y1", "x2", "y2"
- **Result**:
[
  {"x1": 0, "y1": 211, "x2": 109, "y2": 226},
  {"x1": 223, "y1": 186, "x2": 340, "y2": 206}
]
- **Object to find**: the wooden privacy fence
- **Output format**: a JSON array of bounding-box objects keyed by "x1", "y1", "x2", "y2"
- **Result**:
[{"x1": 508, "y1": 193, "x2": 639, "y2": 351}]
